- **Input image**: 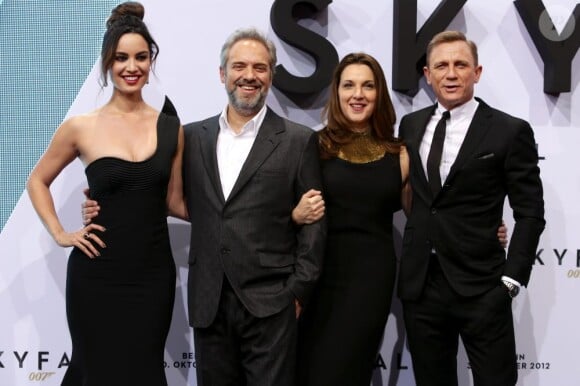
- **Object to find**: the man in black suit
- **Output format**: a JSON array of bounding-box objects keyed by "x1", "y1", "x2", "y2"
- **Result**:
[
  {"x1": 398, "y1": 31, "x2": 544, "y2": 386},
  {"x1": 182, "y1": 28, "x2": 325, "y2": 386}
]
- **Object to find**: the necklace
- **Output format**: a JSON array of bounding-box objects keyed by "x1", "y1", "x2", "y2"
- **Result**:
[{"x1": 337, "y1": 132, "x2": 388, "y2": 163}]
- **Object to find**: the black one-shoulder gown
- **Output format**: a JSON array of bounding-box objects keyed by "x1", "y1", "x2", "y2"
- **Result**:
[{"x1": 62, "y1": 113, "x2": 179, "y2": 386}]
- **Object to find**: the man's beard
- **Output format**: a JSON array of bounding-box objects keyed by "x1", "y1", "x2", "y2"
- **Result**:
[{"x1": 227, "y1": 80, "x2": 267, "y2": 117}]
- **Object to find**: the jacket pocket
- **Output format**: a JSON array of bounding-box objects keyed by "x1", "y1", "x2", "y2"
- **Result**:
[{"x1": 258, "y1": 252, "x2": 295, "y2": 268}]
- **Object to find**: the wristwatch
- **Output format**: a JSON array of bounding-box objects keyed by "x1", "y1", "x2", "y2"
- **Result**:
[{"x1": 502, "y1": 280, "x2": 520, "y2": 298}]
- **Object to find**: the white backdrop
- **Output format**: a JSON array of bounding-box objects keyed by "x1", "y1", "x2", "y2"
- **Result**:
[{"x1": 1, "y1": 1, "x2": 579, "y2": 385}]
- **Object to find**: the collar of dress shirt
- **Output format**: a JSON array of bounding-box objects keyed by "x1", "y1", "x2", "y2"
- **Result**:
[
  {"x1": 218, "y1": 104, "x2": 268, "y2": 137},
  {"x1": 436, "y1": 97, "x2": 479, "y2": 122}
]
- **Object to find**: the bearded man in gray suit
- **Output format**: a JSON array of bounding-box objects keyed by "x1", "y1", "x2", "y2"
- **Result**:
[{"x1": 181, "y1": 28, "x2": 325, "y2": 386}]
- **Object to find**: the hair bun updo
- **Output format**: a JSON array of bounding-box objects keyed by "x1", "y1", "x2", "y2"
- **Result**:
[{"x1": 106, "y1": 1, "x2": 145, "y2": 28}]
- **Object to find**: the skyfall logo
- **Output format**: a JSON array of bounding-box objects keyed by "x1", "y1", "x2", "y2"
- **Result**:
[
  {"x1": 536, "y1": 248, "x2": 580, "y2": 268},
  {"x1": 269, "y1": 0, "x2": 580, "y2": 96},
  {"x1": 535, "y1": 247, "x2": 580, "y2": 281},
  {"x1": 0, "y1": 350, "x2": 69, "y2": 370},
  {"x1": 0, "y1": 351, "x2": 69, "y2": 381}
]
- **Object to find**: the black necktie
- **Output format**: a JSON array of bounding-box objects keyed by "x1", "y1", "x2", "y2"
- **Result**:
[{"x1": 427, "y1": 110, "x2": 450, "y2": 196}]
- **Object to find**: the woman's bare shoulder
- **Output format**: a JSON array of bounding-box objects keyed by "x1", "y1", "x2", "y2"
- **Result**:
[{"x1": 59, "y1": 110, "x2": 101, "y2": 132}]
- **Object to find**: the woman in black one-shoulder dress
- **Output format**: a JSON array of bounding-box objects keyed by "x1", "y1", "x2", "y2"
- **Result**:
[
  {"x1": 26, "y1": 3, "x2": 187, "y2": 385},
  {"x1": 63, "y1": 111, "x2": 179, "y2": 385}
]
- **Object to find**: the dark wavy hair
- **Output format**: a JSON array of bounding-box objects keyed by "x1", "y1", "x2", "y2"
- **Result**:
[
  {"x1": 100, "y1": 1, "x2": 159, "y2": 86},
  {"x1": 319, "y1": 52, "x2": 400, "y2": 159}
]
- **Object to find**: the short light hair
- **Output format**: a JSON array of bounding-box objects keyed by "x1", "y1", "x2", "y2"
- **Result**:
[
  {"x1": 426, "y1": 30, "x2": 478, "y2": 67},
  {"x1": 219, "y1": 27, "x2": 277, "y2": 75}
]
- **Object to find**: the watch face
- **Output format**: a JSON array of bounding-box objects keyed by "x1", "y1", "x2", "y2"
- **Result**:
[
  {"x1": 503, "y1": 281, "x2": 519, "y2": 298},
  {"x1": 510, "y1": 286, "x2": 519, "y2": 298}
]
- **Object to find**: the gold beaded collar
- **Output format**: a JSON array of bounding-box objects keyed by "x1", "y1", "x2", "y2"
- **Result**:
[{"x1": 337, "y1": 132, "x2": 388, "y2": 164}]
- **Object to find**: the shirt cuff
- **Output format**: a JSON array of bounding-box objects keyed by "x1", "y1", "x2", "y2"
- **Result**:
[{"x1": 501, "y1": 276, "x2": 521, "y2": 288}]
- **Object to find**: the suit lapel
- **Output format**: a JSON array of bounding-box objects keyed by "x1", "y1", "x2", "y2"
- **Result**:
[
  {"x1": 226, "y1": 108, "x2": 283, "y2": 203},
  {"x1": 444, "y1": 99, "x2": 492, "y2": 186},
  {"x1": 199, "y1": 117, "x2": 226, "y2": 204},
  {"x1": 408, "y1": 105, "x2": 437, "y2": 202}
]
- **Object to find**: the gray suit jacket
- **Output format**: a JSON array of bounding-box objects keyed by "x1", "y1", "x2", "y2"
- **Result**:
[{"x1": 183, "y1": 107, "x2": 326, "y2": 328}]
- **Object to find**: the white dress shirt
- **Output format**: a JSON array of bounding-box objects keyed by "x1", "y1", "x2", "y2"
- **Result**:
[
  {"x1": 216, "y1": 104, "x2": 267, "y2": 199},
  {"x1": 419, "y1": 98, "x2": 479, "y2": 185}
]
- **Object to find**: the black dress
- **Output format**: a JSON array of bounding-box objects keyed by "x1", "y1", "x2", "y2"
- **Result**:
[
  {"x1": 62, "y1": 113, "x2": 179, "y2": 386},
  {"x1": 297, "y1": 153, "x2": 401, "y2": 386}
]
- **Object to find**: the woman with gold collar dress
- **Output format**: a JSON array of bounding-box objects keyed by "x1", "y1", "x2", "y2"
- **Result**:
[{"x1": 295, "y1": 52, "x2": 410, "y2": 386}]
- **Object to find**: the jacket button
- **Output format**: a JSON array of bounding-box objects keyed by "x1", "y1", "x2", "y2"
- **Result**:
[{"x1": 431, "y1": 208, "x2": 437, "y2": 214}]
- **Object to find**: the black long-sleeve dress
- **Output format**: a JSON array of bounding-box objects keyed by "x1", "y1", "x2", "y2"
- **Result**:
[{"x1": 297, "y1": 151, "x2": 401, "y2": 386}]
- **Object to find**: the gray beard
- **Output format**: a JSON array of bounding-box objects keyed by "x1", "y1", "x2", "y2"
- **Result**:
[{"x1": 227, "y1": 87, "x2": 267, "y2": 117}]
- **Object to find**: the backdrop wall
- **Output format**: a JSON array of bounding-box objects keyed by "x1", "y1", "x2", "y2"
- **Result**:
[{"x1": 1, "y1": 1, "x2": 578, "y2": 385}]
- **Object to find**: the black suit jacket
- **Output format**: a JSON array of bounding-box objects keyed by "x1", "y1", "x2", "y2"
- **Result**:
[
  {"x1": 183, "y1": 107, "x2": 326, "y2": 328},
  {"x1": 398, "y1": 98, "x2": 545, "y2": 300}
]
